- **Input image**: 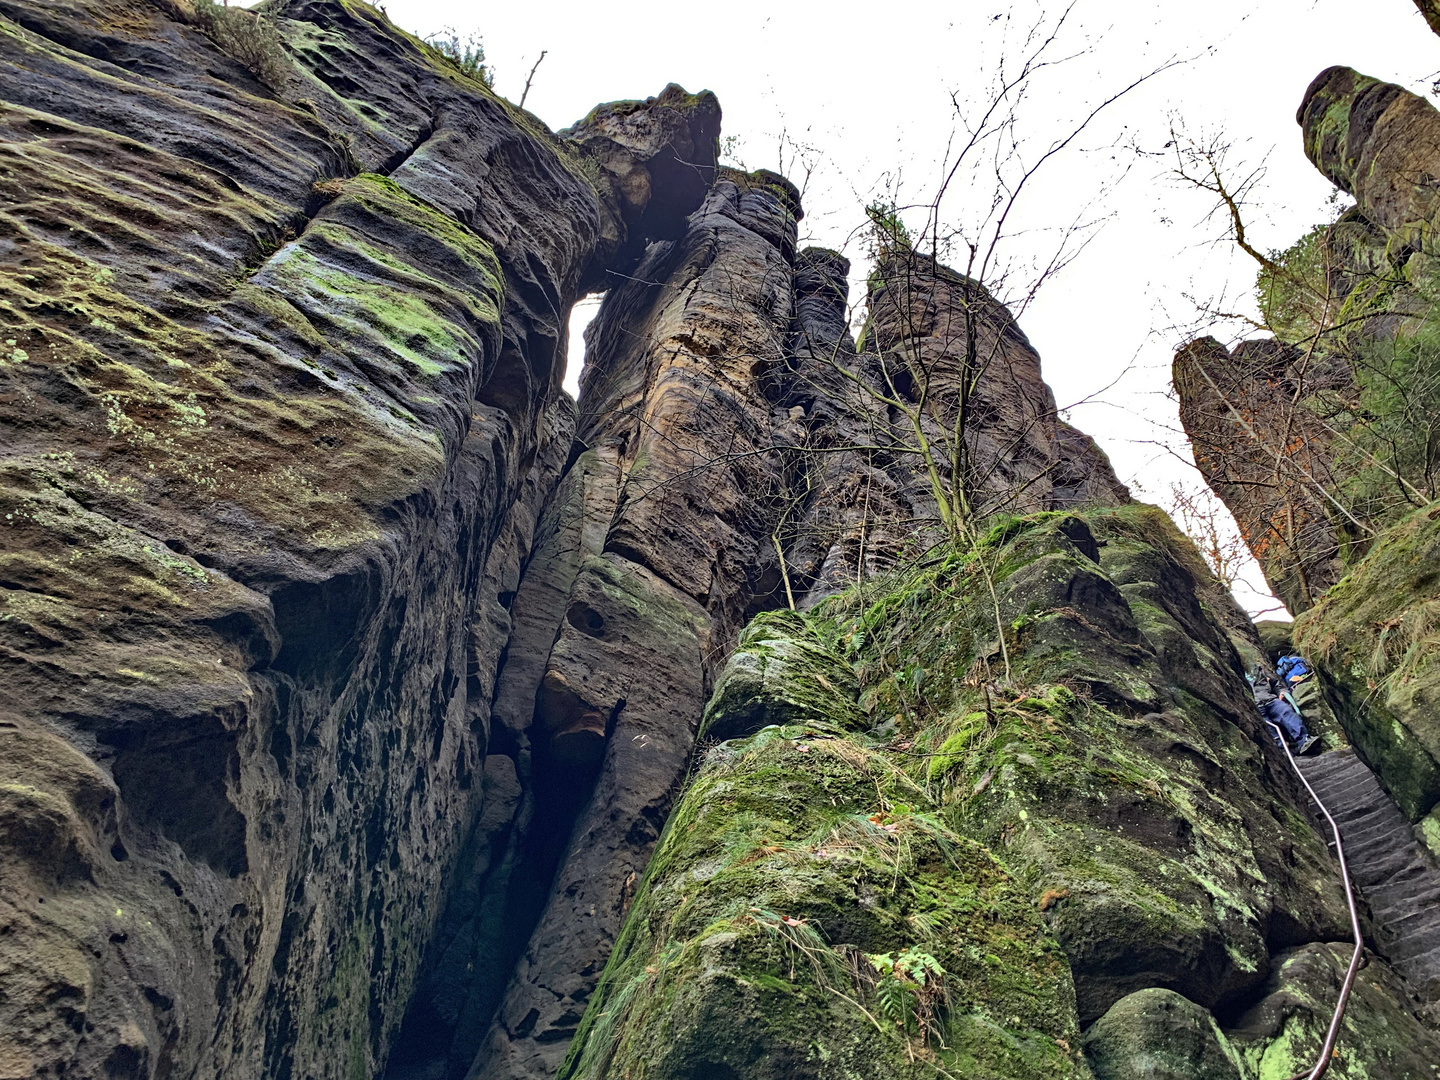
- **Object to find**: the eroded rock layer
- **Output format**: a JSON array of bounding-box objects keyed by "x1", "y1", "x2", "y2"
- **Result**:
[{"x1": 0, "y1": 1, "x2": 718, "y2": 1075}]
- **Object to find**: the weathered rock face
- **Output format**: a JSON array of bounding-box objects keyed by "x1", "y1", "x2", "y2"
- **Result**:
[
  {"x1": 457, "y1": 174, "x2": 1134, "y2": 1080},
  {"x1": 1173, "y1": 68, "x2": 1440, "y2": 616},
  {"x1": 1088, "y1": 954, "x2": 1440, "y2": 1080},
  {"x1": 1173, "y1": 64, "x2": 1440, "y2": 855},
  {"x1": 0, "y1": 1, "x2": 718, "y2": 1076},
  {"x1": 1299, "y1": 66, "x2": 1440, "y2": 252},
  {"x1": 4, "y1": 4, "x2": 1423, "y2": 1078},
  {"x1": 460, "y1": 168, "x2": 802, "y2": 1080},
  {"x1": 762, "y1": 245, "x2": 1130, "y2": 609},
  {"x1": 1228, "y1": 942, "x2": 1440, "y2": 1078},
  {"x1": 866, "y1": 252, "x2": 1066, "y2": 518},
  {"x1": 1173, "y1": 337, "x2": 1351, "y2": 614}
]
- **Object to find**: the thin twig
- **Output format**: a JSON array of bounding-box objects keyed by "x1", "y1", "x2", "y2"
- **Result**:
[{"x1": 518, "y1": 49, "x2": 547, "y2": 110}]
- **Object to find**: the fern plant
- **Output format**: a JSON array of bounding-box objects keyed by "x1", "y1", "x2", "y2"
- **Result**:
[{"x1": 864, "y1": 947, "x2": 948, "y2": 1038}]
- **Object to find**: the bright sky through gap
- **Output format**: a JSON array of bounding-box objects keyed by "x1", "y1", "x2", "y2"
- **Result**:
[{"x1": 376, "y1": 0, "x2": 1440, "y2": 619}]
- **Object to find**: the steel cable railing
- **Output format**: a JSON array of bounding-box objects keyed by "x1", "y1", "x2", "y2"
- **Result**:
[{"x1": 1266, "y1": 716, "x2": 1366, "y2": 1080}]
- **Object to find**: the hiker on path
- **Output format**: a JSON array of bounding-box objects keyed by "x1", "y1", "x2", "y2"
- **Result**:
[
  {"x1": 1276, "y1": 652, "x2": 1329, "y2": 722},
  {"x1": 1249, "y1": 663, "x2": 1320, "y2": 755}
]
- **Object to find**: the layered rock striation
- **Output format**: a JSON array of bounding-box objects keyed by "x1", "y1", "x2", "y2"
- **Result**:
[
  {"x1": 1174, "y1": 66, "x2": 1440, "y2": 615},
  {"x1": 0, "y1": 1, "x2": 717, "y2": 1075}
]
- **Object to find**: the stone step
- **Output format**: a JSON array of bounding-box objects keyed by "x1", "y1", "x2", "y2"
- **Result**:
[
  {"x1": 1351, "y1": 848, "x2": 1425, "y2": 889},
  {"x1": 1310, "y1": 784, "x2": 1388, "y2": 814},
  {"x1": 1295, "y1": 748, "x2": 1440, "y2": 1013},
  {"x1": 1300, "y1": 747, "x2": 1358, "y2": 770},
  {"x1": 1327, "y1": 780, "x2": 1403, "y2": 807},
  {"x1": 1367, "y1": 857, "x2": 1440, "y2": 890},
  {"x1": 1300, "y1": 751, "x2": 1363, "y2": 782},
  {"x1": 1371, "y1": 902, "x2": 1440, "y2": 938},
  {"x1": 1313, "y1": 776, "x2": 1388, "y2": 806},
  {"x1": 1368, "y1": 881, "x2": 1440, "y2": 917},
  {"x1": 1399, "y1": 945, "x2": 1440, "y2": 979},
  {"x1": 1381, "y1": 927, "x2": 1440, "y2": 966},
  {"x1": 1340, "y1": 817, "x2": 1417, "y2": 854},
  {"x1": 1320, "y1": 802, "x2": 1387, "y2": 829}
]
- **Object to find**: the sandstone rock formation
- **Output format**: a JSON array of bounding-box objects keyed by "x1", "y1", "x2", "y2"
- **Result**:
[
  {"x1": 1173, "y1": 337, "x2": 1350, "y2": 614},
  {"x1": 0, "y1": 1, "x2": 716, "y2": 1075},
  {"x1": 1173, "y1": 64, "x2": 1440, "y2": 889},
  {"x1": 559, "y1": 509, "x2": 1428, "y2": 1079},
  {"x1": 2, "y1": 2, "x2": 1431, "y2": 1078},
  {"x1": 1174, "y1": 67, "x2": 1440, "y2": 615}
]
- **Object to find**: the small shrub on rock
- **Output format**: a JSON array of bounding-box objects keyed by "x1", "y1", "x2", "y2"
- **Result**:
[{"x1": 192, "y1": 0, "x2": 290, "y2": 88}]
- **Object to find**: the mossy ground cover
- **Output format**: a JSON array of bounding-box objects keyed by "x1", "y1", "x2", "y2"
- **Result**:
[{"x1": 559, "y1": 725, "x2": 1088, "y2": 1080}]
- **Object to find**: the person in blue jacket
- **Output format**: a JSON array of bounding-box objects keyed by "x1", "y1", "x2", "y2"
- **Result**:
[
  {"x1": 1249, "y1": 663, "x2": 1319, "y2": 755},
  {"x1": 1276, "y1": 654, "x2": 1313, "y2": 686}
]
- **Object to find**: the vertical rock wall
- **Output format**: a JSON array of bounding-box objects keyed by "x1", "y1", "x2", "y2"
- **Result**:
[
  {"x1": 1173, "y1": 64, "x2": 1440, "y2": 864},
  {"x1": 467, "y1": 168, "x2": 802, "y2": 1080},
  {"x1": 0, "y1": 1, "x2": 718, "y2": 1076},
  {"x1": 1174, "y1": 66, "x2": 1440, "y2": 614}
]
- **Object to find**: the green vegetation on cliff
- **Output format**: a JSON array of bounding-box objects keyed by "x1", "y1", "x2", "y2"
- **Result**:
[
  {"x1": 1296, "y1": 500, "x2": 1440, "y2": 827},
  {"x1": 560, "y1": 507, "x2": 1359, "y2": 1080}
]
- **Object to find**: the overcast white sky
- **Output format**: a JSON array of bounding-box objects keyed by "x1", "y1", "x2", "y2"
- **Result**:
[{"x1": 379, "y1": 0, "x2": 1440, "y2": 617}]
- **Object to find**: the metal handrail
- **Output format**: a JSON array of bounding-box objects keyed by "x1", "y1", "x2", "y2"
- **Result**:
[{"x1": 1266, "y1": 718, "x2": 1365, "y2": 1080}]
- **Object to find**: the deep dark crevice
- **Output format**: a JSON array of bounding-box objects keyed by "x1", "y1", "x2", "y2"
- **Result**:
[
  {"x1": 381, "y1": 747, "x2": 603, "y2": 1080},
  {"x1": 1207, "y1": 970, "x2": 1275, "y2": 1030},
  {"x1": 229, "y1": 109, "x2": 440, "y2": 299},
  {"x1": 109, "y1": 714, "x2": 250, "y2": 879}
]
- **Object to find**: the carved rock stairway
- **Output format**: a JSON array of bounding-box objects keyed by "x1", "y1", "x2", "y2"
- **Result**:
[{"x1": 1298, "y1": 747, "x2": 1440, "y2": 1020}]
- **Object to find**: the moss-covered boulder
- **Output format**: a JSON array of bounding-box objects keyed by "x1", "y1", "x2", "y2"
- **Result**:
[
  {"x1": 561, "y1": 507, "x2": 1366, "y2": 1079},
  {"x1": 700, "y1": 609, "x2": 867, "y2": 741},
  {"x1": 558, "y1": 724, "x2": 1090, "y2": 1080},
  {"x1": 1083, "y1": 988, "x2": 1244, "y2": 1080},
  {"x1": 858, "y1": 508, "x2": 1348, "y2": 1023},
  {"x1": 1295, "y1": 502, "x2": 1440, "y2": 822},
  {"x1": 1228, "y1": 943, "x2": 1440, "y2": 1079}
]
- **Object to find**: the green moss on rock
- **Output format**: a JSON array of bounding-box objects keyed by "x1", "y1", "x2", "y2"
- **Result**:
[
  {"x1": 566, "y1": 508, "x2": 1355, "y2": 1079},
  {"x1": 1228, "y1": 943, "x2": 1440, "y2": 1079},
  {"x1": 700, "y1": 610, "x2": 867, "y2": 741},
  {"x1": 1295, "y1": 501, "x2": 1440, "y2": 821},
  {"x1": 1084, "y1": 988, "x2": 1244, "y2": 1080},
  {"x1": 822, "y1": 507, "x2": 1346, "y2": 1023},
  {"x1": 559, "y1": 725, "x2": 1088, "y2": 1080}
]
